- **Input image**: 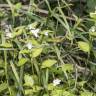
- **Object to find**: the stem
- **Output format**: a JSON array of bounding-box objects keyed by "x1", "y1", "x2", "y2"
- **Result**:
[{"x1": 4, "y1": 50, "x2": 11, "y2": 95}]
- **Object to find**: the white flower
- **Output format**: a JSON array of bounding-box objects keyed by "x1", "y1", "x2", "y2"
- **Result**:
[
  {"x1": 91, "y1": 26, "x2": 95, "y2": 32},
  {"x1": 5, "y1": 28, "x2": 12, "y2": 38},
  {"x1": 30, "y1": 29, "x2": 40, "y2": 38},
  {"x1": 44, "y1": 32, "x2": 48, "y2": 36},
  {"x1": 5, "y1": 28, "x2": 10, "y2": 33},
  {"x1": 89, "y1": 26, "x2": 96, "y2": 32},
  {"x1": 6, "y1": 32, "x2": 12, "y2": 38},
  {"x1": 28, "y1": 22, "x2": 38, "y2": 30},
  {"x1": 26, "y1": 42, "x2": 33, "y2": 49},
  {"x1": 53, "y1": 78, "x2": 61, "y2": 86}
]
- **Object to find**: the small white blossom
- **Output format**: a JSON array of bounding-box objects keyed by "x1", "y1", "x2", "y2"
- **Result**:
[
  {"x1": 30, "y1": 29, "x2": 40, "y2": 38},
  {"x1": 44, "y1": 32, "x2": 48, "y2": 36},
  {"x1": 6, "y1": 32, "x2": 12, "y2": 38},
  {"x1": 53, "y1": 78, "x2": 61, "y2": 86},
  {"x1": 91, "y1": 26, "x2": 95, "y2": 32},
  {"x1": 5, "y1": 28, "x2": 10, "y2": 33},
  {"x1": 26, "y1": 42, "x2": 33, "y2": 49},
  {"x1": 89, "y1": 26, "x2": 96, "y2": 32},
  {"x1": 5, "y1": 28, "x2": 12, "y2": 38}
]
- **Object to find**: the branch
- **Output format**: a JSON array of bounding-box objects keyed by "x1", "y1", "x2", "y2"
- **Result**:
[
  {"x1": 0, "y1": 4, "x2": 75, "y2": 20},
  {"x1": 0, "y1": 4, "x2": 48, "y2": 15}
]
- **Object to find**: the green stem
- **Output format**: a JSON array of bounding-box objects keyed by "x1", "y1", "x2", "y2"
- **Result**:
[{"x1": 4, "y1": 50, "x2": 11, "y2": 95}]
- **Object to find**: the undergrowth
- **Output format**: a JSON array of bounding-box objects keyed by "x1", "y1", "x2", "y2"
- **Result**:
[{"x1": 0, "y1": 0, "x2": 96, "y2": 96}]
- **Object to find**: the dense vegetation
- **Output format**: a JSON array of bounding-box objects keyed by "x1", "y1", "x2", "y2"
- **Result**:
[{"x1": 0, "y1": 0, "x2": 96, "y2": 96}]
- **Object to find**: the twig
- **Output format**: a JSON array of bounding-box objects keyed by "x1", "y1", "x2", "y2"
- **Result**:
[
  {"x1": 0, "y1": 4, "x2": 48, "y2": 14},
  {"x1": 0, "y1": 4, "x2": 75, "y2": 20}
]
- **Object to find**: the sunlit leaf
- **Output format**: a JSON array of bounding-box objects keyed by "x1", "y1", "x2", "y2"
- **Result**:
[
  {"x1": 12, "y1": 26, "x2": 24, "y2": 37},
  {"x1": 30, "y1": 39, "x2": 39, "y2": 46},
  {"x1": 25, "y1": 89, "x2": 33, "y2": 95},
  {"x1": 12, "y1": 29, "x2": 23, "y2": 37},
  {"x1": 90, "y1": 12, "x2": 96, "y2": 19},
  {"x1": 31, "y1": 48, "x2": 43, "y2": 58},
  {"x1": 24, "y1": 74, "x2": 34, "y2": 87},
  {"x1": 15, "y1": 3, "x2": 22, "y2": 10},
  {"x1": 19, "y1": 49, "x2": 30, "y2": 54},
  {"x1": 41, "y1": 59, "x2": 57, "y2": 68},
  {"x1": 89, "y1": 32, "x2": 96, "y2": 37},
  {"x1": 78, "y1": 81, "x2": 86, "y2": 87},
  {"x1": 0, "y1": 43, "x2": 12, "y2": 48},
  {"x1": 25, "y1": 85, "x2": 42, "y2": 95},
  {"x1": 17, "y1": 58, "x2": 28, "y2": 66},
  {"x1": 48, "y1": 83, "x2": 54, "y2": 90},
  {"x1": 78, "y1": 41, "x2": 90, "y2": 52},
  {"x1": 0, "y1": 59, "x2": 4, "y2": 68},
  {"x1": 10, "y1": 61, "x2": 20, "y2": 83},
  {"x1": 61, "y1": 64, "x2": 73, "y2": 72},
  {"x1": 0, "y1": 70, "x2": 4, "y2": 76},
  {"x1": 28, "y1": 22, "x2": 38, "y2": 29},
  {"x1": 0, "y1": 83, "x2": 8, "y2": 93},
  {"x1": 80, "y1": 91, "x2": 93, "y2": 96}
]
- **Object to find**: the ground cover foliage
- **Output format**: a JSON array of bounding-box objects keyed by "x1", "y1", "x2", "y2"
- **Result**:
[{"x1": 0, "y1": 0, "x2": 96, "y2": 96}]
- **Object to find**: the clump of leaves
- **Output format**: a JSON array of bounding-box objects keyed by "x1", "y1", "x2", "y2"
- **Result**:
[{"x1": 0, "y1": 0, "x2": 96, "y2": 96}]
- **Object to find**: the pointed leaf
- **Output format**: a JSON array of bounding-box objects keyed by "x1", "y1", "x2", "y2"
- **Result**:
[
  {"x1": 89, "y1": 32, "x2": 96, "y2": 37},
  {"x1": 32, "y1": 48, "x2": 43, "y2": 58},
  {"x1": 24, "y1": 74, "x2": 34, "y2": 87},
  {"x1": 17, "y1": 58, "x2": 28, "y2": 66},
  {"x1": 0, "y1": 43, "x2": 12, "y2": 48},
  {"x1": 81, "y1": 91, "x2": 93, "y2": 96},
  {"x1": 41, "y1": 59, "x2": 57, "y2": 68},
  {"x1": 19, "y1": 49, "x2": 30, "y2": 54},
  {"x1": 90, "y1": 12, "x2": 96, "y2": 19},
  {"x1": 78, "y1": 41, "x2": 90, "y2": 52},
  {"x1": 61, "y1": 64, "x2": 73, "y2": 72},
  {"x1": 0, "y1": 83, "x2": 8, "y2": 93}
]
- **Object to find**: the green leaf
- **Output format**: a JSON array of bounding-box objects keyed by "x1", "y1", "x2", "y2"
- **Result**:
[
  {"x1": 0, "y1": 83, "x2": 8, "y2": 93},
  {"x1": 28, "y1": 22, "x2": 38, "y2": 29},
  {"x1": 78, "y1": 41, "x2": 90, "y2": 52},
  {"x1": 24, "y1": 74, "x2": 34, "y2": 87},
  {"x1": 15, "y1": 3, "x2": 22, "y2": 10},
  {"x1": 0, "y1": 59, "x2": 4, "y2": 68},
  {"x1": 90, "y1": 12, "x2": 96, "y2": 19},
  {"x1": 80, "y1": 91, "x2": 93, "y2": 96},
  {"x1": 48, "y1": 83, "x2": 54, "y2": 90},
  {"x1": 13, "y1": 29, "x2": 23, "y2": 37},
  {"x1": 25, "y1": 89, "x2": 33, "y2": 95},
  {"x1": 0, "y1": 10, "x2": 5, "y2": 17},
  {"x1": 25, "y1": 86, "x2": 42, "y2": 95},
  {"x1": 61, "y1": 64, "x2": 73, "y2": 72},
  {"x1": 17, "y1": 58, "x2": 28, "y2": 66},
  {"x1": 19, "y1": 49, "x2": 30, "y2": 54},
  {"x1": 27, "y1": 39, "x2": 39, "y2": 46},
  {"x1": 32, "y1": 85, "x2": 42, "y2": 92},
  {"x1": 41, "y1": 59, "x2": 57, "y2": 68},
  {"x1": 43, "y1": 94, "x2": 49, "y2": 96},
  {"x1": 31, "y1": 39, "x2": 39, "y2": 46},
  {"x1": 31, "y1": 48, "x2": 43, "y2": 58},
  {"x1": 0, "y1": 43, "x2": 12, "y2": 48},
  {"x1": 0, "y1": 70, "x2": 4, "y2": 76},
  {"x1": 89, "y1": 32, "x2": 96, "y2": 37},
  {"x1": 40, "y1": 30, "x2": 53, "y2": 35},
  {"x1": 78, "y1": 81, "x2": 86, "y2": 87},
  {"x1": 10, "y1": 61, "x2": 20, "y2": 84},
  {"x1": 13, "y1": 27, "x2": 24, "y2": 37}
]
